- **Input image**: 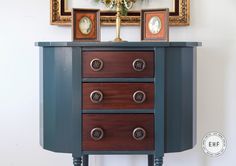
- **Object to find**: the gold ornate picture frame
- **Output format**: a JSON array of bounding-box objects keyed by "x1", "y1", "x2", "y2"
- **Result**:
[{"x1": 51, "y1": 0, "x2": 190, "y2": 26}]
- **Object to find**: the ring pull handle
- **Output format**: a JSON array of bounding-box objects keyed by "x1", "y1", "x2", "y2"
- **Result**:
[
  {"x1": 133, "y1": 127, "x2": 146, "y2": 141},
  {"x1": 132, "y1": 59, "x2": 146, "y2": 72},
  {"x1": 90, "y1": 58, "x2": 104, "y2": 71},
  {"x1": 133, "y1": 90, "x2": 146, "y2": 104},
  {"x1": 90, "y1": 128, "x2": 104, "y2": 141},
  {"x1": 90, "y1": 90, "x2": 103, "y2": 103}
]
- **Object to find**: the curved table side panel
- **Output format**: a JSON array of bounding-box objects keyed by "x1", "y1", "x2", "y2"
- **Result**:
[
  {"x1": 40, "y1": 47, "x2": 82, "y2": 154},
  {"x1": 164, "y1": 47, "x2": 197, "y2": 153}
]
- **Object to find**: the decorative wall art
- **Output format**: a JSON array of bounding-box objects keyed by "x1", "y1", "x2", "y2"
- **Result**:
[{"x1": 51, "y1": 0, "x2": 190, "y2": 26}]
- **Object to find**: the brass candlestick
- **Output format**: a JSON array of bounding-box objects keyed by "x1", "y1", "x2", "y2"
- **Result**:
[
  {"x1": 102, "y1": 0, "x2": 134, "y2": 42},
  {"x1": 114, "y1": 0, "x2": 122, "y2": 42}
]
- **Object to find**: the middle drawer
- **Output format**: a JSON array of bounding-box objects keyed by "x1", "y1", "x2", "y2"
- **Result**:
[{"x1": 83, "y1": 83, "x2": 154, "y2": 110}]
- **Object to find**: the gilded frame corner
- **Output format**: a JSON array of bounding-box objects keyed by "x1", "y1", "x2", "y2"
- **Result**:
[{"x1": 50, "y1": 0, "x2": 190, "y2": 26}]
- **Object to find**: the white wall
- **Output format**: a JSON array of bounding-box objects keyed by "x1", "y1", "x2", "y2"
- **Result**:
[{"x1": 0, "y1": 0, "x2": 236, "y2": 166}]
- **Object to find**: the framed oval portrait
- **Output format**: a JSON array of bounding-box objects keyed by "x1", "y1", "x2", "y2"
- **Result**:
[
  {"x1": 141, "y1": 9, "x2": 169, "y2": 42},
  {"x1": 72, "y1": 9, "x2": 100, "y2": 42}
]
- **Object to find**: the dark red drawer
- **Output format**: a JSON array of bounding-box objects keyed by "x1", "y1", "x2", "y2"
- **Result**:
[
  {"x1": 82, "y1": 83, "x2": 154, "y2": 110},
  {"x1": 82, "y1": 114, "x2": 154, "y2": 151},
  {"x1": 83, "y1": 51, "x2": 154, "y2": 78}
]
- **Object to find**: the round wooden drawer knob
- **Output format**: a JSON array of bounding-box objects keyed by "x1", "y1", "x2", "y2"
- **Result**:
[
  {"x1": 90, "y1": 58, "x2": 104, "y2": 71},
  {"x1": 133, "y1": 127, "x2": 146, "y2": 141},
  {"x1": 132, "y1": 59, "x2": 146, "y2": 72},
  {"x1": 90, "y1": 128, "x2": 104, "y2": 141},
  {"x1": 90, "y1": 90, "x2": 103, "y2": 103},
  {"x1": 133, "y1": 90, "x2": 146, "y2": 104}
]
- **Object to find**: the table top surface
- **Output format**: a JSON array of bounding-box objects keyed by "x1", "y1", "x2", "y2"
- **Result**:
[{"x1": 36, "y1": 41, "x2": 202, "y2": 47}]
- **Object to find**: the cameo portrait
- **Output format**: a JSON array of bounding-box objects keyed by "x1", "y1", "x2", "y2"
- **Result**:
[
  {"x1": 72, "y1": 9, "x2": 100, "y2": 41},
  {"x1": 79, "y1": 16, "x2": 92, "y2": 35},
  {"x1": 148, "y1": 16, "x2": 162, "y2": 34},
  {"x1": 141, "y1": 9, "x2": 169, "y2": 41}
]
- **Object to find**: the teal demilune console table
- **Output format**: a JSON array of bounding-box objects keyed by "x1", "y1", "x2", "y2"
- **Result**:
[{"x1": 36, "y1": 42, "x2": 201, "y2": 166}]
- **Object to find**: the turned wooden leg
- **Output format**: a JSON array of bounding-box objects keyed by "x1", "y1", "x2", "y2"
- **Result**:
[
  {"x1": 154, "y1": 156, "x2": 163, "y2": 166},
  {"x1": 73, "y1": 156, "x2": 82, "y2": 166},
  {"x1": 82, "y1": 155, "x2": 89, "y2": 166},
  {"x1": 148, "y1": 155, "x2": 154, "y2": 166}
]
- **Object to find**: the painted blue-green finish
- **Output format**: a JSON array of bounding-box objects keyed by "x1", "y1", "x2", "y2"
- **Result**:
[
  {"x1": 36, "y1": 41, "x2": 201, "y2": 47},
  {"x1": 192, "y1": 48, "x2": 197, "y2": 147},
  {"x1": 38, "y1": 42, "x2": 200, "y2": 159},
  {"x1": 72, "y1": 156, "x2": 82, "y2": 166},
  {"x1": 83, "y1": 78, "x2": 154, "y2": 83},
  {"x1": 154, "y1": 157, "x2": 163, "y2": 166},
  {"x1": 83, "y1": 151, "x2": 155, "y2": 155},
  {"x1": 39, "y1": 47, "x2": 44, "y2": 147},
  {"x1": 82, "y1": 155, "x2": 89, "y2": 166},
  {"x1": 83, "y1": 109, "x2": 154, "y2": 114},
  {"x1": 72, "y1": 47, "x2": 82, "y2": 156},
  {"x1": 82, "y1": 47, "x2": 155, "y2": 51},
  {"x1": 164, "y1": 47, "x2": 197, "y2": 153},
  {"x1": 148, "y1": 155, "x2": 154, "y2": 166},
  {"x1": 40, "y1": 47, "x2": 75, "y2": 153},
  {"x1": 154, "y1": 48, "x2": 165, "y2": 157}
]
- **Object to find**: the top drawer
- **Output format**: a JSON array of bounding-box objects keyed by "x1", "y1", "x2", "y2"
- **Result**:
[{"x1": 83, "y1": 51, "x2": 154, "y2": 78}]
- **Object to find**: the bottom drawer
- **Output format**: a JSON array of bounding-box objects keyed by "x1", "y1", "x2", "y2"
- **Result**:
[{"x1": 82, "y1": 114, "x2": 154, "y2": 151}]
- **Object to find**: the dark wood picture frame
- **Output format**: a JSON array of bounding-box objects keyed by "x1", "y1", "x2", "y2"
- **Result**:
[
  {"x1": 72, "y1": 9, "x2": 100, "y2": 42},
  {"x1": 141, "y1": 9, "x2": 169, "y2": 42},
  {"x1": 51, "y1": 0, "x2": 190, "y2": 26}
]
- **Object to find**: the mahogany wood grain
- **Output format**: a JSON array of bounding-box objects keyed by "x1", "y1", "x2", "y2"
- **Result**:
[
  {"x1": 82, "y1": 114, "x2": 154, "y2": 151},
  {"x1": 83, "y1": 51, "x2": 154, "y2": 78},
  {"x1": 82, "y1": 83, "x2": 154, "y2": 110}
]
